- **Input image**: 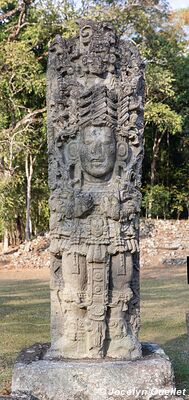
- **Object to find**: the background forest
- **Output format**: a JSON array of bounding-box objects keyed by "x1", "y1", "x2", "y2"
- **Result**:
[{"x1": 0, "y1": 0, "x2": 189, "y2": 247}]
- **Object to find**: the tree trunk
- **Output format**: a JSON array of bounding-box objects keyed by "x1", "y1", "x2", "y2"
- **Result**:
[
  {"x1": 149, "y1": 130, "x2": 164, "y2": 218},
  {"x1": 148, "y1": 196, "x2": 152, "y2": 219},
  {"x1": 150, "y1": 130, "x2": 164, "y2": 186},
  {"x1": 150, "y1": 156, "x2": 157, "y2": 187},
  {"x1": 3, "y1": 229, "x2": 9, "y2": 253},
  {"x1": 25, "y1": 153, "x2": 34, "y2": 241},
  {"x1": 16, "y1": 215, "x2": 23, "y2": 243}
]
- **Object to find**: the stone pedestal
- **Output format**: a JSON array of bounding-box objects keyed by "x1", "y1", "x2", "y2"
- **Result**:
[{"x1": 12, "y1": 343, "x2": 183, "y2": 400}]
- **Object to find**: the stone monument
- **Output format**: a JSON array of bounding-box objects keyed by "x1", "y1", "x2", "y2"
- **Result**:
[
  {"x1": 12, "y1": 20, "x2": 182, "y2": 400},
  {"x1": 46, "y1": 19, "x2": 144, "y2": 361}
]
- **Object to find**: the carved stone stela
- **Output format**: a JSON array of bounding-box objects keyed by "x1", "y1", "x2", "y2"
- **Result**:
[{"x1": 47, "y1": 20, "x2": 145, "y2": 360}]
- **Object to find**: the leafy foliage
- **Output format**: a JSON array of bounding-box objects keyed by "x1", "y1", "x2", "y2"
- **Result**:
[
  {"x1": 142, "y1": 184, "x2": 170, "y2": 219},
  {"x1": 145, "y1": 102, "x2": 182, "y2": 134}
]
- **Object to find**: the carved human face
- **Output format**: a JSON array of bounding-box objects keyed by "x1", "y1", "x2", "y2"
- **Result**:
[{"x1": 80, "y1": 126, "x2": 116, "y2": 178}]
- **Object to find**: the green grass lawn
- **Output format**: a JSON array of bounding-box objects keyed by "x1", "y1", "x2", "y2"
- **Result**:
[
  {"x1": 0, "y1": 268, "x2": 188, "y2": 396},
  {"x1": 140, "y1": 269, "x2": 189, "y2": 395}
]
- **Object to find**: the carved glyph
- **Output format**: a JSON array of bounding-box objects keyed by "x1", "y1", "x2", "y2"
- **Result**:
[{"x1": 47, "y1": 20, "x2": 145, "y2": 360}]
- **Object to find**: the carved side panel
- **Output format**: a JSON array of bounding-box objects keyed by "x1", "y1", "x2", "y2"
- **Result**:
[{"x1": 47, "y1": 20, "x2": 145, "y2": 360}]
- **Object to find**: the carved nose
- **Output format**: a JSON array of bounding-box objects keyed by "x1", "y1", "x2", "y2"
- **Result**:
[
  {"x1": 91, "y1": 143, "x2": 102, "y2": 155},
  {"x1": 98, "y1": 144, "x2": 103, "y2": 155}
]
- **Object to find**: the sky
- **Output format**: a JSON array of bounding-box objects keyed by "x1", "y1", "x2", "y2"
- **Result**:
[{"x1": 169, "y1": 0, "x2": 189, "y2": 9}]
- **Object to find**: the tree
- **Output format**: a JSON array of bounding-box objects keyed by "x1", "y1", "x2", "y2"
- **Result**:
[
  {"x1": 142, "y1": 184, "x2": 170, "y2": 219},
  {"x1": 145, "y1": 102, "x2": 182, "y2": 186},
  {"x1": 0, "y1": 0, "x2": 81, "y2": 246},
  {"x1": 0, "y1": 1, "x2": 47, "y2": 244}
]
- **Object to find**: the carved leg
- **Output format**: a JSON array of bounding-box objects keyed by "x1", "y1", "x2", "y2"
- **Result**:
[
  {"x1": 47, "y1": 251, "x2": 89, "y2": 358},
  {"x1": 106, "y1": 252, "x2": 141, "y2": 359},
  {"x1": 107, "y1": 304, "x2": 141, "y2": 359}
]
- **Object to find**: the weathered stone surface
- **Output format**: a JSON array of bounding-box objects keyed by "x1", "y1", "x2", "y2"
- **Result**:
[
  {"x1": 12, "y1": 343, "x2": 182, "y2": 400},
  {"x1": 47, "y1": 19, "x2": 145, "y2": 360}
]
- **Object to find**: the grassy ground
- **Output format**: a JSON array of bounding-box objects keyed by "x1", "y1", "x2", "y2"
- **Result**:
[
  {"x1": 0, "y1": 270, "x2": 50, "y2": 395},
  {"x1": 140, "y1": 264, "x2": 189, "y2": 395},
  {"x1": 0, "y1": 266, "x2": 188, "y2": 396}
]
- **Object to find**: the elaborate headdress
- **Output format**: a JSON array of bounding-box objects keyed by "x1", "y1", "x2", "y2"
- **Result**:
[{"x1": 79, "y1": 85, "x2": 117, "y2": 129}]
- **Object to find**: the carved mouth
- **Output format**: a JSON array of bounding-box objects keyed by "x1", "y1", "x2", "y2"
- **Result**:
[{"x1": 91, "y1": 159, "x2": 104, "y2": 163}]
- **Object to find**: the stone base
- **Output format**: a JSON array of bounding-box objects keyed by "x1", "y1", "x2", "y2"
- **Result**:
[{"x1": 12, "y1": 343, "x2": 183, "y2": 400}]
